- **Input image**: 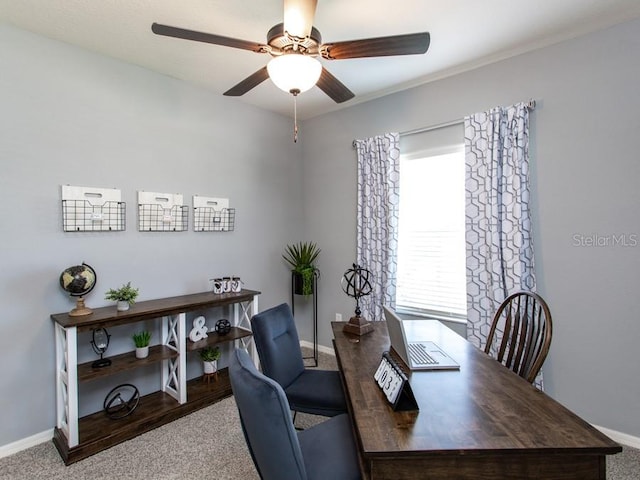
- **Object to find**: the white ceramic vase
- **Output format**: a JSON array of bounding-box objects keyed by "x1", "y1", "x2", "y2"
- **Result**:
[
  {"x1": 117, "y1": 301, "x2": 130, "y2": 311},
  {"x1": 136, "y1": 346, "x2": 149, "y2": 359},
  {"x1": 203, "y1": 360, "x2": 217, "y2": 374}
]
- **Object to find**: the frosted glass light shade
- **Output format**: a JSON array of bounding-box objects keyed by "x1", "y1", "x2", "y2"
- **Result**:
[{"x1": 267, "y1": 54, "x2": 322, "y2": 94}]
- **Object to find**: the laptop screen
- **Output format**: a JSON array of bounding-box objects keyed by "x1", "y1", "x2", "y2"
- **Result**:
[
  {"x1": 383, "y1": 305, "x2": 411, "y2": 365},
  {"x1": 383, "y1": 305, "x2": 461, "y2": 371}
]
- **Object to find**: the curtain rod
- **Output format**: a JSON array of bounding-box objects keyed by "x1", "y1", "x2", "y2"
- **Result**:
[
  {"x1": 400, "y1": 99, "x2": 536, "y2": 137},
  {"x1": 400, "y1": 118, "x2": 463, "y2": 137}
]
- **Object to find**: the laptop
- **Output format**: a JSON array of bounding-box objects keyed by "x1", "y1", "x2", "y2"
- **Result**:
[{"x1": 383, "y1": 305, "x2": 460, "y2": 371}]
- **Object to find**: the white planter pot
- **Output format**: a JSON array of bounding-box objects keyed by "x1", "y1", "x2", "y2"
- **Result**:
[
  {"x1": 136, "y1": 346, "x2": 149, "y2": 359},
  {"x1": 117, "y1": 301, "x2": 130, "y2": 311},
  {"x1": 203, "y1": 360, "x2": 218, "y2": 374}
]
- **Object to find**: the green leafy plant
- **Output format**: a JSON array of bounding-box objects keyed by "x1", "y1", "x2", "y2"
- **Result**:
[
  {"x1": 282, "y1": 241, "x2": 320, "y2": 295},
  {"x1": 132, "y1": 331, "x2": 151, "y2": 348},
  {"x1": 105, "y1": 282, "x2": 139, "y2": 305},
  {"x1": 199, "y1": 346, "x2": 221, "y2": 362}
]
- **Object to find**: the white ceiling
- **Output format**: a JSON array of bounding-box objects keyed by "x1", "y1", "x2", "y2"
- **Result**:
[{"x1": 2, "y1": 0, "x2": 640, "y2": 119}]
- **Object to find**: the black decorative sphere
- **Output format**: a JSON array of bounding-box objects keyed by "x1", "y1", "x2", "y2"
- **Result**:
[
  {"x1": 215, "y1": 318, "x2": 231, "y2": 335},
  {"x1": 60, "y1": 263, "x2": 97, "y2": 297},
  {"x1": 341, "y1": 264, "x2": 373, "y2": 300},
  {"x1": 103, "y1": 384, "x2": 140, "y2": 419},
  {"x1": 340, "y1": 263, "x2": 375, "y2": 335}
]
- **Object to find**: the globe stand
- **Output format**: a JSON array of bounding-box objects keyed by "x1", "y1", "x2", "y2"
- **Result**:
[
  {"x1": 343, "y1": 304, "x2": 374, "y2": 336},
  {"x1": 341, "y1": 263, "x2": 375, "y2": 337},
  {"x1": 69, "y1": 296, "x2": 93, "y2": 317},
  {"x1": 60, "y1": 263, "x2": 96, "y2": 317}
]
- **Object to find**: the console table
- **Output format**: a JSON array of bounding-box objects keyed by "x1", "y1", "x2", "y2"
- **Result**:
[{"x1": 51, "y1": 289, "x2": 260, "y2": 465}]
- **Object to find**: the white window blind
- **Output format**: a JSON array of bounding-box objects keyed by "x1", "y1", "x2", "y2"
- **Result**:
[{"x1": 396, "y1": 130, "x2": 466, "y2": 320}]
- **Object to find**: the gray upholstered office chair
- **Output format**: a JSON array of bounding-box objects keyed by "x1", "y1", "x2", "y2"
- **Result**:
[
  {"x1": 229, "y1": 348, "x2": 361, "y2": 480},
  {"x1": 485, "y1": 291, "x2": 553, "y2": 383},
  {"x1": 250, "y1": 303, "x2": 347, "y2": 418}
]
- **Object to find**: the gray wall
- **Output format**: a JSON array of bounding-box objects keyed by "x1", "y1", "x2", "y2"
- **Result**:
[
  {"x1": 1, "y1": 15, "x2": 639, "y2": 449},
  {"x1": 301, "y1": 18, "x2": 640, "y2": 438},
  {"x1": 0, "y1": 25, "x2": 302, "y2": 446}
]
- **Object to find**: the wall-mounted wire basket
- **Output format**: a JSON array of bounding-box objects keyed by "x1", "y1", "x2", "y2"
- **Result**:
[
  {"x1": 193, "y1": 196, "x2": 235, "y2": 232},
  {"x1": 138, "y1": 191, "x2": 188, "y2": 232},
  {"x1": 61, "y1": 185, "x2": 125, "y2": 232}
]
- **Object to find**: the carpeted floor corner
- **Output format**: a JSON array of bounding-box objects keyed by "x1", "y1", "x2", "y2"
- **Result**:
[{"x1": 1, "y1": 395, "x2": 258, "y2": 480}]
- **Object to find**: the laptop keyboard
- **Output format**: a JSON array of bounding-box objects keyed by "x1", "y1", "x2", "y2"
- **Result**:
[{"x1": 408, "y1": 343, "x2": 438, "y2": 365}]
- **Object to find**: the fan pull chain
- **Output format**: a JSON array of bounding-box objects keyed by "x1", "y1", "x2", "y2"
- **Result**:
[{"x1": 291, "y1": 89, "x2": 300, "y2": 143}]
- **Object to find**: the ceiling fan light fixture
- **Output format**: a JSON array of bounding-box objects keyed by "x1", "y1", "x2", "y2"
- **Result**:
[
  {"x1": 283, "y1": 0, "x2": 318, "y2": 39},
  {"x1": 267, "y1": 53, "x2": 322, "y2": 94}
]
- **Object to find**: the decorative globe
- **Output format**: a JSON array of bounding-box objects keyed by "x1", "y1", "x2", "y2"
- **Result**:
[
  {"x1": 341, "y1": 263, "x2": 375, "y2": 336},
  {"x1": 60, "y1": 263, "x2": 97, "y2": 297},
  {"x1": 341, "y1": 264, "x2": 373, "y2": 301}
]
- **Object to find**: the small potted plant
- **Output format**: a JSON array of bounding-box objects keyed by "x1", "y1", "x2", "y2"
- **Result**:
[
  {"x1": 282, "y1": 241, "x2": 320, "y2": 296},
  {"x1": 132, "y1": 331, "x2": 151, "y2": 359},
  {"x1": 199, "y1": 346, "x2": 221, "y2": 374},
  {"x1": 105, "y1": 282, "x2": 139, "y2": 311}
]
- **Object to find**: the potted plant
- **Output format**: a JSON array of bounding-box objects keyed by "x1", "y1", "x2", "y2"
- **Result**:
[
  {"x1": 282, "y1": 241, "x2": 320, "y2": 295},
  {"x1": 132, "y1": 331, "x2": 151, "y2": 359},
  {"x1": 199, "y1": 346, "x2": 221, "y2": 374},
  {"x1": 105, "y1": 282, "x2": 139, "y2": 311}
]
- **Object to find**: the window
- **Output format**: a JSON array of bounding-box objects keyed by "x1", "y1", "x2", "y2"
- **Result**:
[{"x1": 396, "y1": 147, "x2": 467, "y2": 321}]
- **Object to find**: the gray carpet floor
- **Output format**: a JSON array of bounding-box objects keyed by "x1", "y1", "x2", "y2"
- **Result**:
[{"x1": 1, "y1": 349, "x2": 638, "y2": 479}]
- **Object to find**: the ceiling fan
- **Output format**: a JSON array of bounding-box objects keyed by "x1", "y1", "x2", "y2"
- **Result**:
[{"x1": 151, "y1": 0, "x2": 430, "y2": 104}]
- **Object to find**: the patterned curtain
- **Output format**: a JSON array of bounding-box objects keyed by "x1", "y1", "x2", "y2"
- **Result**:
[
  {"x1": 464, "y1": 102, "x2": 538, "y2": 377},
  {"x1": 353, "y1": 133, "x2": 400, "y2": 322}
]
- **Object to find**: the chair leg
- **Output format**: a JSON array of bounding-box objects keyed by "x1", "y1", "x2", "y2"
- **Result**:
[{"x1": 292, "y1": 410, "x2": 304, "y2": 431}]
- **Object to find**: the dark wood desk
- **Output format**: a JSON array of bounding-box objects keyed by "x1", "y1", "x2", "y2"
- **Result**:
[{"x1": 332, "y1": 321, "x2": 621, "y2": 480}]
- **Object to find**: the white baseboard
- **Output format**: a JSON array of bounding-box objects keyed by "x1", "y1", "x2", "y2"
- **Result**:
[
  {"x1": 0, "y1": 429, "x2": 53, "y2": 459},
  {"x1": 299, "y1": 340, "x2": 335, "y2": 356},
  {"x1": 593, "y1": 424, "x2": 640, "y2": 449}
]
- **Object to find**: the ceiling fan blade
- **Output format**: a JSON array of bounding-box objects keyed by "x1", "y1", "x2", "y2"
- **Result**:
[
  {"x1": 151, "y1": 23, "x2": 265, "y2": 53},
  {"x1": 316, "y1": 67, "x2": 355, "y2": 104},
  {"x1": 322, "y1": 32, "x2": 430, "y2": 60},
  {"x1": 284, "y1": 0, "x2": 317, "y2": 38},
  {"x1": 223, "y1": 67, "x2": 270, "y2": 96}
]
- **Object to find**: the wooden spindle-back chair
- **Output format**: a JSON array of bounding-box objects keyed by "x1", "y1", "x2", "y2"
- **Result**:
[{"x1": 484, "y1": 291, "x2": 553, "y2": 384}]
